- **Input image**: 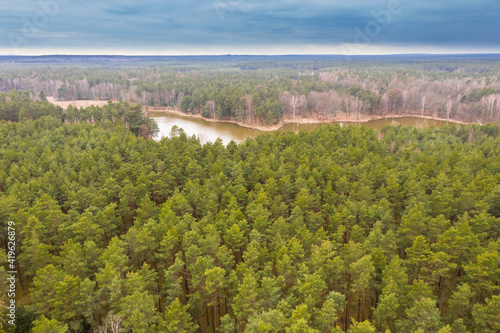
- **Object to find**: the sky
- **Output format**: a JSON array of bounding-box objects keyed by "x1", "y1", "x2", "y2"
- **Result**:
[{"x1": 1, "y1": 0, "x2": 500, "y2": 55}]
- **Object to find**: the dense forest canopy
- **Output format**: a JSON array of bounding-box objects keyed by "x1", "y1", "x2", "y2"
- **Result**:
[
  {"x1": 0, "y1": 90, "x2": 158, "y2": 139},
  {"x1": 0, "y1": 85, "x2": 499, "y2": 332},
  {"x1": 1, "y1": 55, "x2": 500, "y2": 125}
]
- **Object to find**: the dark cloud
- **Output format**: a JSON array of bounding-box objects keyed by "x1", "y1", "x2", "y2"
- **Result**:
[
  {"x1": 105, "y1": 5, "x2": 148, "y2": 16},
  {"x1": 1, "y1": 0, "x2": 499, "y2": 53}
]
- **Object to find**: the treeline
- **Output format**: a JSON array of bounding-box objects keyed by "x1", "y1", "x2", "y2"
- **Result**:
[
  {"x1": 0, "y1": 90, "x2": 62, "y2": 122},
  {"x1": 1, "y1": 57, "x2": 500, "y2": 125},
  {"x1": 1, "y1": 113, "x2": 499, "y2": 332},
  {"x1": 0, "y1": 90, "x2": 158, "y2": 139}
]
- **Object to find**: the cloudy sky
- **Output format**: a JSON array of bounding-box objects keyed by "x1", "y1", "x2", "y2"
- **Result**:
[{"x1": 1, "y1": 0, "x2": 500, "y2": 55}]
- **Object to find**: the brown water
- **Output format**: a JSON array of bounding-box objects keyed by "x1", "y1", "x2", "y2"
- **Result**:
[{"x1": 151, "y1": 112, "x2": 453, "y2": 144}]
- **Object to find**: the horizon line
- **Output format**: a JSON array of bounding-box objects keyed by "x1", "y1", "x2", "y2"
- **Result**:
[{"x1": 2, "y1": 52, "x2": 500, "y2": 57}]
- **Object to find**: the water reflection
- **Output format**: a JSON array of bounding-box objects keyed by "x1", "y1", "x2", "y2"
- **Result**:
[
  {"x1": 151, "y1": 112, "x2": 453, "y2": 144},
  {"x1": 151, "y1": 112, "x2": 263, "y2": 145}
]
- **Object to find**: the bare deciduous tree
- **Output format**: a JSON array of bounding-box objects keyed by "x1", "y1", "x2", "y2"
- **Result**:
[
  {"x1": 289, "y1": 94, "x2": 305, "y2": 119},
  {"x1": 421, "y1": 95, "x2": 426, "y2": 116},
  {"x1": 446, "y1": 100, "x2": 453, "y2": 120},
  {"x1": 95, "y1": 312, "x2": 122, "y2": 333}
]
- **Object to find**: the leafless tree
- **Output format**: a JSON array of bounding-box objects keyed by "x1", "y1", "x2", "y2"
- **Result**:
[
  {"x1": 289, "y1": 94, "x2": 305, "y2": 119},
  {"x1": 341, "y1": 93, "x2": 351, "y2": 118},
  {"x1": 95, "y1": 312, "x2": 122, "y2": 333},
  {"x1": 446, "y1": 100, "x2": 453, "y2": 120},
  {"x1": 487, "y1": 95, "x2": 497, "y2": 119},
  {"x1": 325, "y1": 90, "x2": 340, "y2": 119},
  {"x1": 402, "y1": 90, "x2": 410, "y2": 114}
]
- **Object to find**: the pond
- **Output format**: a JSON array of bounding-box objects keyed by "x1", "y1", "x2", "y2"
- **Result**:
[{"x1": 150, "y1": 112, "x2": 454, "y2": 145}]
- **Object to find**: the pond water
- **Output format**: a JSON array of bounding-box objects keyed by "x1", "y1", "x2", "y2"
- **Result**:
[{"x1": 150, "y1": 112, "x2": 454, "y2": 145}]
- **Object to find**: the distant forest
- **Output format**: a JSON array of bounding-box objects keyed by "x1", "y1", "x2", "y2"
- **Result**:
[
  {"x1": 1, "y1": 55, "x2": 500, "y2": 125},
  {"x1": 0, "y1": 91, "x2": 499, "y2": 332}
]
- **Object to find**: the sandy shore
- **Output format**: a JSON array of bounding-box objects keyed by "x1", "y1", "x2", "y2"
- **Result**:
[
  {"x1": 148, "y1": 106, "x2": 476, "y2": 131},
  {"x1": 47, "y1": 97, "x2": 115, "y2": 109},
  {"x1": 333, "y1": 114, "x2": 476, "y2": 125},
  {"x1": 148, "y1": 106, "x2": 330, "y2": 131},
  {"x1": 47, "y1": 97, "x2": 480, "y2": 131}
]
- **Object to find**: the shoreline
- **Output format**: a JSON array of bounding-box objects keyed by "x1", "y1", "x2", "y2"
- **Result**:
[
  {"x1": 148, "y1": 106, "x2": 477, "y2": 131},
  {"x1": 47, "y1": 97, "x2": 482, "y2": 132},
  {"x1": 148, "y1": 106, "x2": 291, "y2": 132}
]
